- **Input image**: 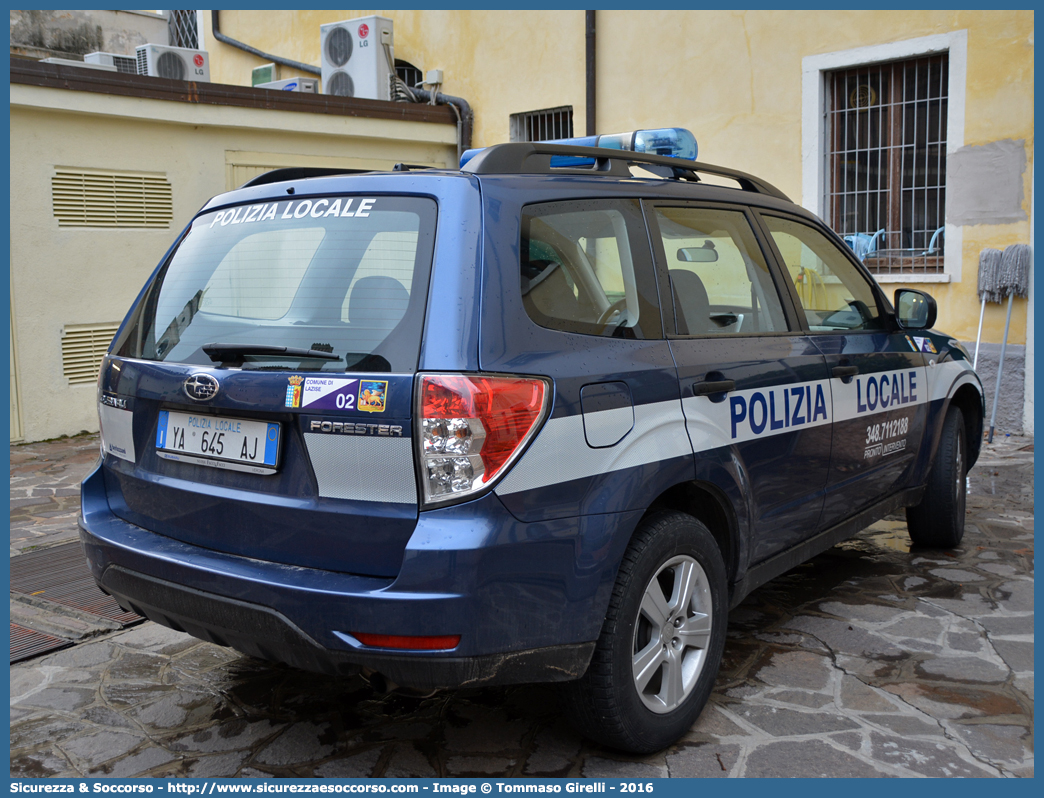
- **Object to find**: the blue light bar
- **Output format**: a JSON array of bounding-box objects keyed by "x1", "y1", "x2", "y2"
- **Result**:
[{"x1": 460, "y1": 127, "x2": 698, "y2": 169}]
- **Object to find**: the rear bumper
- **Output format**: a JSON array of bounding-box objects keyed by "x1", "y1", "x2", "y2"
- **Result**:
[
  {"x1": 80, "y1": 465, "x2": 636, "y2": 688},
  {"x1": 91, "y1": 562, "x2": 592, "y2": 689}
]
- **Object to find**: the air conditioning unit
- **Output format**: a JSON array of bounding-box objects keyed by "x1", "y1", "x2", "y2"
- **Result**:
[
  {"x1": 40, "y1": 57, "x2": 116, "y2": 72},
  {"x1": 320, "y1": 15, "x2": 394, "y2": 100},
  {"x1": 256, "y1": 77, "x2": 319, "y2": 93},
  {"x1": 135, "y1": 44, "x2": 210, "y2": 83},
  {"x1": 84, "y1": 51, "x2": 137, "y2": 74}
]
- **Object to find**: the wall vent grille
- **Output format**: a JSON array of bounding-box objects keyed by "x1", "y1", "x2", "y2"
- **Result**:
[
  {"x1": 52, "y1": 170, "x2": 173, "y2": 228},
  {"x1": 61, "y1": 323, "x2": 120, "y2": 384}
]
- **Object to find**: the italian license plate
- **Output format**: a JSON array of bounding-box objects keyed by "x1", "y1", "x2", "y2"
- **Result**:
[{"x1": 155, "y1": 410, "x2": 280, "y2": 474}]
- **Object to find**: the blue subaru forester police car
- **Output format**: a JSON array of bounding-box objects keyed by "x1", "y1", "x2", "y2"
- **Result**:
[{"x1": 81, "y1": 129, "x2": 984, "y2": 753}]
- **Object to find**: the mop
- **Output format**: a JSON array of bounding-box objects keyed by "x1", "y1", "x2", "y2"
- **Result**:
[
  {"x1": 973, "y1": 248, "x2": 1002, "y2": 369},
  {"x1": 985, "y1": 243, "x2": 1032, "y2": 443}
]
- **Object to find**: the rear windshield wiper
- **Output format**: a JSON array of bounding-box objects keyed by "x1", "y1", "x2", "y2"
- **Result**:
[{"x1": 202, "y1": 343, "x2": 343, "y2": 362}]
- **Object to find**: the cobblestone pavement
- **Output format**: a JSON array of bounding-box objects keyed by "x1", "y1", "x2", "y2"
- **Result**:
[
  {"x1": 10, "y1": 435, "x2": 100, "y2": 556},
  {"x1": 9, "y1": 433, "x2": 1034, "y2": 778}
]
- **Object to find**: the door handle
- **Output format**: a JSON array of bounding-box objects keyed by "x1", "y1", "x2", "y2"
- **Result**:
[
  {"x1": 692, "y1": 379, "x2": 736, "y2": 397},
  {"x1": 832, "y1": 365, "x2": 859, "y2": 382}
]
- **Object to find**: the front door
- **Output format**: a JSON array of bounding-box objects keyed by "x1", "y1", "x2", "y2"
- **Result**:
[{"x1": 758, "y1": 213, "x2": 928, "y2": 529}]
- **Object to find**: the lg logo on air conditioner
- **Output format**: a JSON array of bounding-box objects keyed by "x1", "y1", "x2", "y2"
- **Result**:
[{"x1": 193, "y1": 53, "x2": 205, "y2": 76}]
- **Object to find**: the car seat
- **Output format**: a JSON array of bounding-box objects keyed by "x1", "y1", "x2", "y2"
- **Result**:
[
  {"x1": 669, "y1": 269, "x2": 711, "y2": 335},
  {"x1": 348, "y1": 275, "x2": 410, "y2": 330},
  {"x1": 522, "y1": 259, "x2": 582, "y2": 322}
]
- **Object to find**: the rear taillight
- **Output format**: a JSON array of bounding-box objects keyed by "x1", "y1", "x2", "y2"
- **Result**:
[{"x1": 417, "y1": 373, "x2": 549, "y2": 505}]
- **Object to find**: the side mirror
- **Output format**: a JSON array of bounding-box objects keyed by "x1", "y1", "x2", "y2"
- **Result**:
[{"x1": 894, "y1": 288, "x2": 937, "y2": 330}]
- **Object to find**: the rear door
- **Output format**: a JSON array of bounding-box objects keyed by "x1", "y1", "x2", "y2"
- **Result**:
[
  {"x1": 101, "y1": 193, "x2": 438, "y2": 577},
  {"x1": 476, "y1": 189, "x2": 689, "y2": 524},
  {"x1": 646, "y1": 202, "x2": 833, "y2": 563},
  {"x1": 757, "y1": 213, "x2": 928, "y2": 528}
]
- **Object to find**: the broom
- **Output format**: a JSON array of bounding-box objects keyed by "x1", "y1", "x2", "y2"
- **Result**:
[{"x1": 986, "y1": 243, "x2": 1032, "y2": 443}]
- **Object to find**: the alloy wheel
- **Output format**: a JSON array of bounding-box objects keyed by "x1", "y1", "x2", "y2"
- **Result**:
[{"x1": 631, "y1": 554, "x2": 713, "y2": 714}]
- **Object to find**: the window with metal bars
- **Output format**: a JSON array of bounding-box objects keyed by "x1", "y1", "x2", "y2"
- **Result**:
[
  {"x1": 395, "y1": 60, "x2": 423, "y2": 89},
  {"x1": 825, "y1": 54, "x2": 948, "y2": 274},
  {"x1": 510, "y1": 106, "x2": 574, "y2": 142},
  {"x1": 168, "y1": 10, "x2": 199, "y2": 50}
]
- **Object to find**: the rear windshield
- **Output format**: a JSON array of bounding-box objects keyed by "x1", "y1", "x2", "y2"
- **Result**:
[{"x1": 115, "y1": 196, "x2": 437, "y2": 373}]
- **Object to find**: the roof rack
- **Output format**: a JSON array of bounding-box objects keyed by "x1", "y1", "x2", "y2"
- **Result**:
[
  {"x1": 392, "y1": 163, "x2": 437, "y2": 172},
  {"x1": 461, "y1": 142, "x2": 790, "y2": 201},
  {"x1": 241, "y1": 167, "x2": 370, "y2": 188}
]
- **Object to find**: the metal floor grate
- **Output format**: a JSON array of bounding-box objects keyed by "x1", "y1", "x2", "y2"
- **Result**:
[
  {"x1": 10, "y1": 542, "x2": 142, "y2": 625},
  {"x1": 10, "y1": 623, "x2": 72, "y2": 662}
]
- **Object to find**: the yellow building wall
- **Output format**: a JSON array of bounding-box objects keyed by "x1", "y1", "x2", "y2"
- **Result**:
[
  {"x1": 205, "y1": 10, "x2": 587, "y2": 149},
  {"x1": 9, "y1": 83, "x2": 455, "y2": 441},
  {"x1": 205, "y1": 10, "x2": 1032, "y2": 345}
]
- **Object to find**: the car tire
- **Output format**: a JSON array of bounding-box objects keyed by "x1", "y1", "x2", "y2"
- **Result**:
[
  {"x1": 563, "y1": 510, "x2": 728, "y2": 754},
  {"x1": 906, "y1": 405, "x2": 967, "y2": 548}
]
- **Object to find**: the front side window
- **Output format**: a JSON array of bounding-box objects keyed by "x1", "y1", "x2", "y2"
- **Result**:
[
  {"x1": 763, "y1": 215, "x2": 885, "y2": 332},
  {"x1": 520, "y1": 199, "x2": 659, "y2": 339},
  {"x1": 652, "y1": 206, "x2": 788, "y2": 335},
  {"x1": 825, "y1": 54, "x2": 948, "y2": 275},
  {"x1": 115, "y1": 195, "x2": 437, "y2": 372}
]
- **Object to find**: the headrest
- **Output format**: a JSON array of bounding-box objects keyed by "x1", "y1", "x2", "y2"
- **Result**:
[{"x1": 348, "y1": 275, "x2": 410, "y2": 328}]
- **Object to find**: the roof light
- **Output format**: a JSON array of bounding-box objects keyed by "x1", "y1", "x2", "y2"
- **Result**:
[
  {"x1": 459, "y1": 127, "x2": 698, "y2": 168},
  {"x1": 574, "y1": 128, "x2": 698, "y2": 159}
]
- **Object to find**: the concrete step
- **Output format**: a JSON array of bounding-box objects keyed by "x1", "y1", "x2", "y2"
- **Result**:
[{"x1": 10, "y1": 593, "x2": 121, "y2": 642}]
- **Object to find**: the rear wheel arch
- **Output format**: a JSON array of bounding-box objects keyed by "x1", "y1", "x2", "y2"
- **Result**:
[
  {"x1": 564, "y1": 509, "x2": 728, "y2": 752},
  {"x1": 578, "y1": 480, "x2": 740, "y2": 654},
  {"x1": 645, "y1": 481, "x2": 740, "y2": 586}
]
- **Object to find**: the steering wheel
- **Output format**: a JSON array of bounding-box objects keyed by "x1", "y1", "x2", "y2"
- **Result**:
[{"x1": 597, "y1": 298, "x2": 629, "y2": 327}]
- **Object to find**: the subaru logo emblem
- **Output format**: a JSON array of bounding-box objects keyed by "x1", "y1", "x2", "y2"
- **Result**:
[{"x1": 184, "y1": 373, "x2": 219, "y2": 401}]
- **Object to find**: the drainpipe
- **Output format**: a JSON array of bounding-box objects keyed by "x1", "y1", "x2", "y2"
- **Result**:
[
  {"x1": 409, "y1": 87, "x2": 474, "y2": 160},
  {"x1": 585, "y1": 10, "x2": 596, "y2": 135},
  {"x1": 211, "y1": 10, "x2": 320, "y2": 75}
]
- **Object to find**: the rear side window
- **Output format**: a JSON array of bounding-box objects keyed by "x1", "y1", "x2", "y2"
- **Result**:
[
  {"x1": 520, "y1": 199, "x2": 661, "y2": 339},
  {"x1": 116, "y1": 196, "x2": 436, "y2": 372}
]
